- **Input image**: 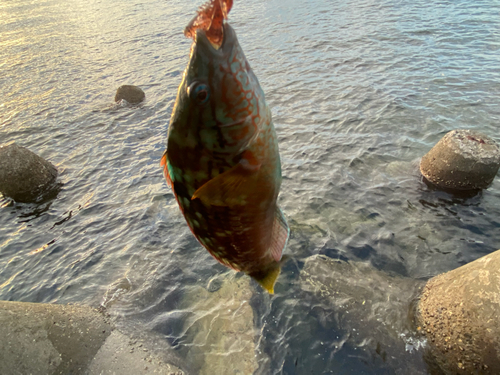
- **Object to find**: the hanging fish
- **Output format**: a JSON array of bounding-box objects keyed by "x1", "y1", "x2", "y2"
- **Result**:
[{"x1": 161, "y1": 0, "x2": 289, "y2": 293}]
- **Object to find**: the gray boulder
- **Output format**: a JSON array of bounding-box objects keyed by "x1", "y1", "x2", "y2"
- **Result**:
[
  {"x1": 0, "y1": 301, "x2": 187, "y2": 375},
  {"x1": 0, "y1": 143, "x2": 58, "y2": 203},
  {"x1": 115, "y1": 85, "x2": 145, "y2": 104},
  {"x1": 417, "y1": 250, "x2": 500, "y2": 374},
  {"x1": 420, "y1": 129, "x2": 500, "y2": 191}
]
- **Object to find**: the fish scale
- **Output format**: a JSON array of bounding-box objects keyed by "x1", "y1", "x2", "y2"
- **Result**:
[{"x1": 162, "y1": 0, "x2": 288, "y2": 293}]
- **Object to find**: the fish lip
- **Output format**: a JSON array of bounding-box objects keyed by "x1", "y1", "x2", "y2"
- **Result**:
[{"x1": 218, "y1": 115, "x2": 250, "y2": 128}]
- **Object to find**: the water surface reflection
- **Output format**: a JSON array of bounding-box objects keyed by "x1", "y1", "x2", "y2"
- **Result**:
[{"x1": 1, "y1": 0, "x2": 500, "y2": 373}]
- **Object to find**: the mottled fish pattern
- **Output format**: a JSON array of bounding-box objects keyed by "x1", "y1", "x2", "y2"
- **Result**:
[{"x1": 161, "y1": 0, "x2": 288, "y2": 293}]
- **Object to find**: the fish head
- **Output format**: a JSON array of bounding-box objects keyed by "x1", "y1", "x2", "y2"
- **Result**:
[{"x1": 169, "y1": 23, "x2": 267, "y2": 157}]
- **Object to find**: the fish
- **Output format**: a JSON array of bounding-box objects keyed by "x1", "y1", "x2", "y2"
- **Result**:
[{"x1": 161, "y1": 0, "x2": 289, "y2": 294}]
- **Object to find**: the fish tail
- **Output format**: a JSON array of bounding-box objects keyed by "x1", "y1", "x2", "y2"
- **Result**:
[{"x1": 251, "y1": 261, "x2": 281, "y2": 294}]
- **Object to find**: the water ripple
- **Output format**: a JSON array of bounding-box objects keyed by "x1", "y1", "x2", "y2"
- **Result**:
[{"x1": 1, "y1": 0, "x2": 500, "y2": 373}]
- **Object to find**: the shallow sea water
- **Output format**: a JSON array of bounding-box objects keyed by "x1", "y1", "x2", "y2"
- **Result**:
[{"x1": 1, "y1": 0, "x2": 500, "y2": 373}]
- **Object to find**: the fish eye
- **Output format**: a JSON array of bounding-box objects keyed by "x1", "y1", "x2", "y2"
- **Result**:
[{"x1": 188, "y1": 81, "x2": 210, "y2": 105}]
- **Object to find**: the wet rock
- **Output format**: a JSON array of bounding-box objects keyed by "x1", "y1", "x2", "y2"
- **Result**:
[
  {"x1": 115, "y1": 85, "x2": 145, "y2": 103},
  {"x1": 417, "y1": 249, "x2": 500, "y2": 375},
  {"x1": 299, "y1": 255, "x2": 427, "y2": 372},
  {"x1": 0, "y1": 301, "x2": 187, "y2": 375},
  {"x1": 0, "y1": 142, "x2": 58, "y2": 203},
  {"x1": 420, "y1": 129, "x2": 500, "y2": 191},
  {"x1": 181, "y1": 274, "x2": 259, "y2": 375},
  {"x1": 0, "y1": 301, "x2": 110, "y2": 375},
  {"x1": 88, "y1": 329, "x2": 187, "y2": 375}
]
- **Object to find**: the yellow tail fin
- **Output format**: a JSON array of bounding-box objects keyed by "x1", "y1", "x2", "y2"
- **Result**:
[{"x1": 251, "y1": 262, "x2": 281, "y2": 294}]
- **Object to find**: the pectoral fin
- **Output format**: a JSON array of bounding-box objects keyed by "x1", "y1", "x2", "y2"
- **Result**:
[
  {"x1": 192, "y1": 155, "x2": 261, "y2": 207},
  {"x1": 160, "y1": 150, "x2": 172, "y2": 187}
]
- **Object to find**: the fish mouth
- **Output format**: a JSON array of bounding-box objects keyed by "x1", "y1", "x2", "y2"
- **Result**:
[
  {"x1": 195, "y1": 23, "x2": 235, "y2": 54},
  {"x1": 219, "y1": 115, "x2": 251, "y2": 128}
]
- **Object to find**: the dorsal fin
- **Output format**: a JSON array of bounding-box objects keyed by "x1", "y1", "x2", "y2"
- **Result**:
[{"x1": 270, "y1": 207, "x2": 289, "y2": 262}]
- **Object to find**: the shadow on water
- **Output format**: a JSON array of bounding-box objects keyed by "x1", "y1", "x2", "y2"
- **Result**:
[
  {"x1": 421, "y1": 176, "x2": 482, "y2": 201},
  {"x1": 1, "y1": 182, "x2": 63, "y2": 224}
]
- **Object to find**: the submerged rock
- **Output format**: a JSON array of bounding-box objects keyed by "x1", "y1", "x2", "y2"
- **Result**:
[
  {"x1": 299, "y1": 254, "x2": 427, "y2": 372},
  {"x1": 115, "y1": 85, "x2": 145, "y2": 103},
  {"x1": 181, "y1": 274, "x2": 259, "y2": 375},
  {"x1": 417, "y1": 249, "x2": 500, "y2": 374},
  {"x1": 0, "y1": 143, "x2": 58, "y2": 203},
  {"x1": 420, "y1": 129, "x2": 500, "y2": 191}
]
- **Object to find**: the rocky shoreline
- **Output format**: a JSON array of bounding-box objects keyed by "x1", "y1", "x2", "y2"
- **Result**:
[{"x1": 3, "y1": 246, "x2": 500, "y2": 374}]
